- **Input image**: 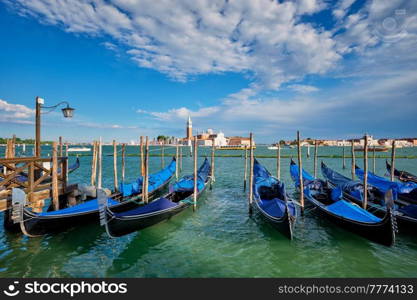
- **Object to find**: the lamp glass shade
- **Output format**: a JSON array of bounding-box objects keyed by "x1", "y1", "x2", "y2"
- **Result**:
[{"x1": 62, "y1": 106, "x2": 75, "y2": 118}]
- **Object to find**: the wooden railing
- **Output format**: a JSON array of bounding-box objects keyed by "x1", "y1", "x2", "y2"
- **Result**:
[{"x1": 0, "y1": 156, "x2": 68, "y2": 211}]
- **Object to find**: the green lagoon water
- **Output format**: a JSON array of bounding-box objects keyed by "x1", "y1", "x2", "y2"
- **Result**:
[{"x1": 1, "y1": 145, "x2": 417, "y2": 278}]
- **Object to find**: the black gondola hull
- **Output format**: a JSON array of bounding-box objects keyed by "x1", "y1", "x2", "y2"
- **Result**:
[
  {"x1": 252, "y1": 201, "x2": 294, "y2": 240},
  {"x1": 19, "y1": 176, "x2": 172, "y2": 237},
  {"x1": 106, "y1": 203, "x2": 189, "y2": 237},
  {"x1": 310, "y1": 198, "x2": 395, "y2": 246}
]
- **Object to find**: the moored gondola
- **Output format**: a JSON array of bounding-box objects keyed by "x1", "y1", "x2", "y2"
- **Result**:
[
  {"x1": 251, "y1": 159, "x2": 296, "y2": 239},
  {"x1": 99, "y1": 158, "x2": 212, "y2": 238},
  {"x1": 13, "y1": 158, "x2": 177, "y2": 237},
  {"x1": 386, "y1": 161, "x2": 417, "y2": 184},
  {"x1": 290, "y1": 160, "x2": 396, "y2": 246},
  {"x1": 322, "y1": 162, "x2": 416, "y2": 233},
  {"x1": 355, "y1": 165, "x2": 417, "y2": 205}
]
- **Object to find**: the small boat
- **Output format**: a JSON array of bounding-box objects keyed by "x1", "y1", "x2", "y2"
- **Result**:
[
  {"x1": 386, "y1": 161, "x2": 417, "y2": 184},
  {"x1": 216, "y1": 145, "x2": 256, "y2": 150},
  {"x1": 12, "y1": 158, "x2": 177, "y2": 237},
  {"x1": 67, "y1": 147, "x2": 91, "y2": 152},
  {"x1": 355, "y1": 165, "x2": 417, "y2": 205},
  {"x1": 290, "y1": 160, "x2": 396, "y2": 246},
  {"x1": 252, "y1": 159, "x2": 296, "y2": 239},
  {"x1": 100, "y1": 158, "x2": 212, "y2": 237},
  {"x1": 322, "y1": 162, "x2": 416, "y2": 233}
]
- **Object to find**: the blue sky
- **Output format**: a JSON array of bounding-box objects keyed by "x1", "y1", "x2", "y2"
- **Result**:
[{"x1": 0, "y1": 0, "x2": 416, "y2": 143}]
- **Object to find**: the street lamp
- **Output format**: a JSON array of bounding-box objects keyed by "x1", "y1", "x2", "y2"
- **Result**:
[{"x1": 35, "y1": 96, "x2": 75, "y2": 157}]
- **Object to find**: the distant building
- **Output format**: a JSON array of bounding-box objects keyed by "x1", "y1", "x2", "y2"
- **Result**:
[{"x1": 227, "y1": 136, "x2": 254, "y2": 146}]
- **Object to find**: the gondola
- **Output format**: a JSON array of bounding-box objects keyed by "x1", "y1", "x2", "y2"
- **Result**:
[
  {"x1": 322, "y1": 162, "x2": 416, "y2": 233},
  {"x1": 251, "y1": 159, "x2": 296, "y2": 239},
  {"x1": 12, "y1": 158, "x2": 177, "y2": 237},
  {"x1": 386, "y1": 161, "x2": 417, "y2": 184},
  {"x1": 99, "y1": 158, "x2": 211, "y2": 238},
  {"x1": 290, "y1": 160, "x2": 396, "y2": 246},
  {"x1": 355, "y1": 165, "x2": 417, "y2": 205}
]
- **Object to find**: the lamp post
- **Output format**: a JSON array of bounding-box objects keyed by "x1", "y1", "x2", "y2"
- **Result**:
[{"x1": 35, "y1": 96, "x2": 75, "y2": 157}]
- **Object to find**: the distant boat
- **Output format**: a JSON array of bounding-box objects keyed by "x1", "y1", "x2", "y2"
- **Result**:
[
  {"x1": 268, "y1": 145, "x2": 293, "y2": 150},
  {"x1": 216, "y1": 145, "x2": 255, "y2": 150},
  {"x1": 67, "y1": 147, "x2": 91, "y2": 152}
]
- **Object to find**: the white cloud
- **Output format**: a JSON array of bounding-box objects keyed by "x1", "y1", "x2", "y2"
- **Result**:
[
  {"x1": 7, "y1": 0, "x2": 340, "y2": 89},
  {"x1": 0, "y1": 99, "x2": 34, "y2": 124},
  {"x1": 288, "y1": 84, "x2": 320, "y2": 93},
  {"x1": 333, "y1": 0, "x2": 356, "y2": 20}
]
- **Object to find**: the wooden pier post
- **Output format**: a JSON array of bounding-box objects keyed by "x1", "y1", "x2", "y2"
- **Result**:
[
  {"x1": 193, "y1": 136, "x2": 198, "y2": 212},
  {"x1": 140, "y1": 136, "x2": 144, "y2": 176},
  {"x1": 363, "y1": 135, "x2": 368, "y2": 209},
  {"x1": 243, "y1": 145, "x2": 248, "y2": 191},
  {"x1": 342, "y1": 142, "x2": 346, "y2": 169},
  {"x1": 313, "y1": 140, "x2": 318, "y2": 178},
  {"x1": 59, "y1": 136, "x2": 63, "y2": 157},
  {"x1": 210, "y1": 138, "x2": 215, "y2": 189},
  {"x1": 161, "y1": 141, "x2": 165, "y2": 169},
  {"x1": 175, "y1": 143, "x2": 179, "y2": 179},
  {"x1": 390, "y1": 140, "x2": 396, "y2": 181},
  {"x1": 297, "y1": 131, "x2": 305, "y2": 214},
  {"x1": 91, "y1": 141, "x2": 98, "y2": 186},
  {"x1": 351, "y1": 140, "x2": 356, "y2": 180},
  {"x1": 248, "y1": 133, "x2": 254, "y2": 214},
  {"x1": 372, "y1": 145, "x2": 376, "y2": 173},
  {"x1": 121, "y1": 143, "x2": 126, "y2": 183},
  {"x1": 52, "y1": 141, "x2": 59, "y2": 210},
  {"x1": 98, "y1": 137, "x2": 103, "y2": 189},
  {"x1": 113, "y1": 140, "x2": 118, "y2": 192},
  {"x1": 277, "y1": 143, "x2": 281, "y2": 180},
  {"x1": 307, "y1": 143, "x2": 311, "y2": 158}
]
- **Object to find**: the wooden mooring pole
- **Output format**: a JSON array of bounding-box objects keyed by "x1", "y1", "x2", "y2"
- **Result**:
[
  {"x1": 144, "y1": 136, "x2": 150, "y2": 203},
  {"x1": 91, "y1": 141, "x2": 98, "y2": 186},
  {"x1": 121, "y1": 143, "x2": 126, "y2": 183},
  {"x1": 313, "y1": 140, "x2": 318, "y2": 178},
  {"x1": 59, "y1": 136, "x2": 63, "y2": 157},
  {"x1": 363, "y1": 135, "x2": 368, "y2": 209},
  {"x1": 210, "y1": 138, "x2": 215, "y2": 189},
  {"x1": 351, "y1": 140, "x2": 356, "y2": 180},
  {"x1": 193, "y1": 136, "x2": 198, "y2": 212},
  {"x1": 175, "y1": 143, "x2": 179, "y2": 179},
  {"x1": 248, "y1": 133, "x2": 254, "y2": 214},
  {"x1": 243, "y1": 145, "x2": 248, "y2": 191},
  {"x1": 342, "y1": 142, "x2": 346, "y2": 169},
  {"x1": 98, "y1": 137, "x2": 103, "y2": 189},
  {"x1": 179, "y1": 146, "x2": 183, "y2": 172},
  {"x1": 52, "y1": 141, "x2": 59, "y2": 210},
  {"x1": 113, "y1": 140, "x2": 118, "y2": 192},
  {"x1": 161, "y1": 141, "x2": 165, "y2": 168},
  {"x1": 297, "y1": 131, "x2": 305, "y2": 214},
  {"x1": 277, "y1": 143, "x2": 281, "y2": 180},
  {"x1": 140, "y1": 136, "x2": 144, "y2": 176},
  {"x1": 372, "y1": 145, "x2": 376, "y2": 174},
  {"x1": 390, "y1": 140, "x2": 396, "y2": 182}
]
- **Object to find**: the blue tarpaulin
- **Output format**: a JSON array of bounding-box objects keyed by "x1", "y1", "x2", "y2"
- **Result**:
[
  {"x1": 172, "y1": 158, "x2": 210, "y2": 192},
  {"x1": 119, "y1": 158, "x2": 176, "y2": 197}
]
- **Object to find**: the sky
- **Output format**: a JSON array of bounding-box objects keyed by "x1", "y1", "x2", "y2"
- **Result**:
[{"x1": 0, "y1": 0, "x2": 416, "y2": 143}]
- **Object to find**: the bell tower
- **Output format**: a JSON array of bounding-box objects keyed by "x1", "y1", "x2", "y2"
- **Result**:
[{"x1": 186, "y1": 115, "x2": 192, "y2": 139}]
